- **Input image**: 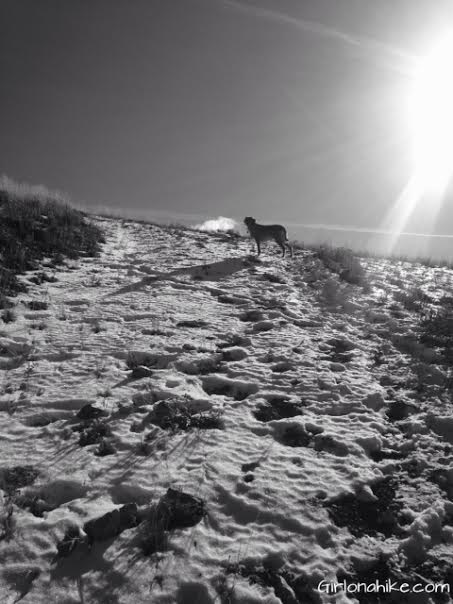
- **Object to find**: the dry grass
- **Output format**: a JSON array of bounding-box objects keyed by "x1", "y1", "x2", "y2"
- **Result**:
[
  {"x1": 356, "y1": 247, "x2": 453, "y2": 270},
  {"x1": 419, "y1": 296, "x2": 453, "y2": 365},
  {"x1": 312, "y1": 244, "x2": 367, "y2": 286},
  {"x1": 0, "y1": 176, "x2": 105, "y2": 297}
]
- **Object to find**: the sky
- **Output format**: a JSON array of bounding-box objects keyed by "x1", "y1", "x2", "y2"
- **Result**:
[{"x1": 3, "y1": 0, "x2": 453, "y2": 255}]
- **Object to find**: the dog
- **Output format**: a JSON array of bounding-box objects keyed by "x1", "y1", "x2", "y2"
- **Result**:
[{"x1": 244, "y1": 217, "x2": 293, "y2": 258}]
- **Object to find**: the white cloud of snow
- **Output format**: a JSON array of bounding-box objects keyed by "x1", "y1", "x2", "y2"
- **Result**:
[{"x1": 195, "y1": 216, "x2": 238, "y2": 232}]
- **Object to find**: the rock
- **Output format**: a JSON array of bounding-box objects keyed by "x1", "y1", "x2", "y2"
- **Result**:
[
  {"x1": 154, "y1": 488, "x2": 205, "y2": 530},
  {"x1": 305, "y1": 422, "x2": 324, "y2": 435},
  {"x1": 355, "y1": 485, "x2": 378, "y2": 503},
  {"x1": 131, "y1": 365, "x2": 153, "y2": 379},
  {"x1": 119, "y1": 503, "x2": 140, "y2": 529},
  {"x1": 242, "y1": 461, "x2": 260, "y2": 473},
  {"x1": 76, "y1": 404, "x2": 107, "y2": 421},
  {"x1": 84, "y1": 509, "x2": 121, "y2": 543},
  {"x1": 56, "y1": 525, "x2": 82, "y2": 557},
  {"x1": 254, "y1": 397, "x2": 304, "y2": 422},
  {"x1": 83, "y1": 503, "x2": 140, "y2": 544},
  {"x1": 386, "y1": 400, "x2": 418, "y2": 422}
]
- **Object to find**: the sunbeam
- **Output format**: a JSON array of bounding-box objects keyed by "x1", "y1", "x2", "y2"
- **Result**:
[
  {"x1": 381, "y1": 33, "x2": 453, "y2": 253},
  {"x1": 409, "y1": 33, "x2": 453, "y2": 194}
]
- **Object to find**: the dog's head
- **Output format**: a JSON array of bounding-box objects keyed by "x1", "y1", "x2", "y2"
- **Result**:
[{"x1": 244, "y1": 217, "x2": 256, "y2": 227}]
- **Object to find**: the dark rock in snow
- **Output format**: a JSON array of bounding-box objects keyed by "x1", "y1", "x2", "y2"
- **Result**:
[
  {"x1": 83, "y1": 503, "x2": 140, "y2": 544},
  {"x1": 76, "y1": 404, "x2": 108, "y2": 421},
  {"x1": 386, "y1": 400, "x2": 419, "y2": 422},
  {"x1": 56, "y1": 525, "x2": 82, "y2": 558},
  {"x1": 155, "y1": 488, "x2": 205, "y2": 530},
  {"x1": 131, "y1": 365, "x2": 153, "y2": 379}
]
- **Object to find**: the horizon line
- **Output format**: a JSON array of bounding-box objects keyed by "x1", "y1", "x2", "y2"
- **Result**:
[{"x1": 87, "y1": 204, "x2": 453, "y2": 239}]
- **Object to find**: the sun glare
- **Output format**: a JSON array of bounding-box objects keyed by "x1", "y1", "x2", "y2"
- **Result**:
[{"x1": 410, "y1": 34, "x2": 453, "y2": 193}]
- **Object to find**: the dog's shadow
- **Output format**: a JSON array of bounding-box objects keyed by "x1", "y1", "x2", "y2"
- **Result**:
[
  {"x1": 106, "y1": 255, "x2": 259, "y2": 297},
  {"x1": 178, "y1": 255, "x2": 259, "y2": 281}
]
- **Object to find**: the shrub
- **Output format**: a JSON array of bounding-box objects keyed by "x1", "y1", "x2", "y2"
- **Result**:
[
  {"x1": 0, "y1": 465, "x2": 40, "y2": 494},
  {"x1": 26, "y1": 300, "x2": 48, "y2": 311},
  {"x1": 95, "y1": 438, "x2": 116, "y2": 456},
  {"x1": 1, "y1": 309, "x2": 16, "y2": 323},
  {"x1": 315, "y1": 245, "x2": 366, "y2": 285},
  {"x1": 318, "y1": 278, "x2": 354, "y2": 310},
  {"x1": 149, "y1": 400, "x2": 224, "y2": 432},
  {"x1": 0, "y1": 294, "x2": 13, "y2": 310},
  {"x1": 419, "y1": 296, "x2": 453, "y2": 364},
  {"x1": 0, "y1": 497, "x2": 15, "y2": 541},
  {"x1": 76, "y1": 420, "x2": 111, "y2": 446},
  {"x1": 394, "y1": 287, "x2": 433, "y2": 313},
  {"x1": 0, "y1": 176, "x2": 105, "y2": 296}
]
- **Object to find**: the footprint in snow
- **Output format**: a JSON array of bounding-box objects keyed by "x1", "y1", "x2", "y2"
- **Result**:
[
  {"x1": 239, "y1": 309, "x2": 264, "y2": 322},
  {"x1": 201, "y1": 375, "x2": 259, "y2": 400},
  {"x1": 251, "y1": 320, "x2": 274, "y2": 333}
]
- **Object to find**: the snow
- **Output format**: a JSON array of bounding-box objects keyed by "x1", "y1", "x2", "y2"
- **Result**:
[{"x1": 0, "y1": 216, "x2": 453, "y2": 602}]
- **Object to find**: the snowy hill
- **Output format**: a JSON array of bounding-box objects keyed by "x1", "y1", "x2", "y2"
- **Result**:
[{"x1": 1, "y1": 216, "x2": 453, "y2": 604}]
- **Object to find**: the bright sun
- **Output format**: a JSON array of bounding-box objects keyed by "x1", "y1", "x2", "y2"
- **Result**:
[{"x1": 410, "y1": 35, "x2": 453, "y2": 193}]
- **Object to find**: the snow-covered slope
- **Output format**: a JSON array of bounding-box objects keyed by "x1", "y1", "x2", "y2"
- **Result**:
[{"x1": 1, "y1": 217, "x2": 453, "y2": 603}]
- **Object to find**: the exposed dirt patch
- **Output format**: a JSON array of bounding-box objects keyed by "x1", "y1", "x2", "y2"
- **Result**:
[
  {"x1": 254, "y1": 396, "x2": 305, "y2": 422},
  {"x1": 148, "y1": 400, "x2": 224, "y2": 432},
  {"x1": 325, "y1": 477, "x2": 404, "y2": 537}
]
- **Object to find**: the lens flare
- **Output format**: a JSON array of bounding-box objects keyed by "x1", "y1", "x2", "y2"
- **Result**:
[{"x1": 409, "y1": 34, "x2": 453, "y2": 194}]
